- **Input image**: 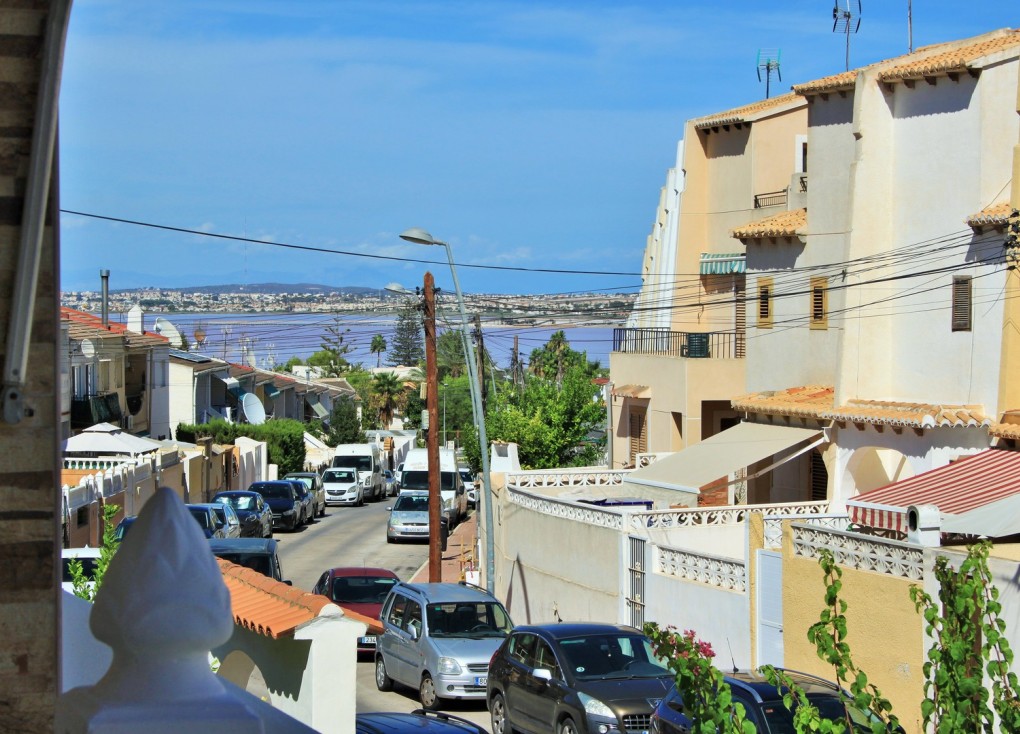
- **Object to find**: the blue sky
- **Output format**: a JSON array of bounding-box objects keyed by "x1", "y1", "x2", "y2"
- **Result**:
[{"x1": 59, "y1": 1, "x2": 1014, "y2": 296}]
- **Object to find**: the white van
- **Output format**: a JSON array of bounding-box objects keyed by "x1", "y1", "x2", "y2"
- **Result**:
[
  {"x1": 399, "y1": 447, "x2": 467, "y2": 525},
  {"x1": 331, "y1": 443, "x2": 384, "y2": 502}
]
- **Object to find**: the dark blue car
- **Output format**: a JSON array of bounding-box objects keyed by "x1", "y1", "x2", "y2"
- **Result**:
[
  {"x1": 248, "y1": 480, "x2": 302, "y2": 532},
  {"x1": 213, "y1": 490, "x2": 273, "y2": 538}
]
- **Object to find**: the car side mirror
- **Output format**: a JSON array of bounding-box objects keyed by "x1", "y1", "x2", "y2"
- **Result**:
[
  {"x1": 284, "y1": 579, "x2": 292, "y2": 586},
  {"x1": 532, "y1": 668, "x2": 552, "y2": 681}
]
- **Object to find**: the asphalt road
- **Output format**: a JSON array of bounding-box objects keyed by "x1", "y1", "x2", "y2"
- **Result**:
[{"x1": 275, "y1": 496, "x2": 493, "y2": 732}]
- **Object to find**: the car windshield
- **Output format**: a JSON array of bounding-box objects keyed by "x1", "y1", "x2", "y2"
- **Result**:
[
  {"x1": 756, "y1": 695, "x2": 875, "y2": 734},
  {"x1": 254, "y1": 483, "x2": 291, "y2": 500},
  {"x1": 426, "y1": 601, "x2": 513, "y2": 638},
  {"x1": 215, "y1": 552, "x2": 272, "y2": 578},
  {"x1": 459, "y1": 470, "x2": 472, "y2": 482},
  {"x1": 401, "y1": 471, "x2": 457, "y2": 491},
  {"x1": 331, "y1": 575, "x2": 398, "y2": 604},
  {"x1": 557, "y1": 632, "x2": 671, "y2": 680},
  {"x1": 188, "y1": 507, "x2": 212, "y2": 529},
  {"x1": 334, "y1": 456, "x2": 372, "y2": 471},
  {"x1": 218, "y1": 494, "x2": 255, "y2": 511},
  {"x1": 323, "y1": 469, "x2": 356, "y2": 483},
  {"x1": 393, "y1": 495, "x2": 429, "y2": 512},
  {"x1": 287, "y1": 475, "x2": 313, "y2": 489}
]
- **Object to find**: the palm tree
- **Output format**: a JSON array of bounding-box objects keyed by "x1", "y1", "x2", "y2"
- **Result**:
[
  {"x1": 372, "y1": 371, "x2": 404, "y2": 429},
  {"x1": 370, "y1": 334, "x2": 387, "y2": 368}
]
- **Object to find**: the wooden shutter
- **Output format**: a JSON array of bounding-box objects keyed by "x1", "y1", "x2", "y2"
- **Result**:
[
  {"x1": 734, "y1": 279, "x2": 747, "y2": 357},
  {"x1": 809, "y1": 451, "x2": 828, "y2": 502},
  {"x1": 629, "y1": 407, "x2": 647, "y2": 465},
  {"x1": 757, "y1": 277, "x2": 773, "y2": 329},
  {"x1": 810, "y1": 277, "x2": 828, "y2": 329},
  {"x1": 952, "y1": 276, "x2": 972, "y2": 332}
]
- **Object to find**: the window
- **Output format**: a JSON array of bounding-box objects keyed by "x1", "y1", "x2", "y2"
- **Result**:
[
  {"x1": 952, "y1": 276, "x2": 972, "y2": 332},
  {"x1": 757, "y1": 277, "x2": 774, "y2": 328},
  {"x1": 810, "y1": 277, "x2": 828, "y2": 330},
  {"x1": 387, "y1": 594, "x2": 408, "y2": 626},
  {"x1": 628, "y1": 407, "x2": 647, "y2": 466}
]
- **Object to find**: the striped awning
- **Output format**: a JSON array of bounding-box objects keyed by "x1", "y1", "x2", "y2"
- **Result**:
[
  {"x1": 700, "y1": 253, "x2": 746, "y2": 275},
  {"x1": 847, "y1": 450, "x2": 1020, "y2": 533}
]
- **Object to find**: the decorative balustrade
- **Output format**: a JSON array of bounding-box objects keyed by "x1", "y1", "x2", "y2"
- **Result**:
[
  {"x1": 656, "y1": 545, "x2": 747, "y2": 592},
  {"x1": 763, "y1": 513, "x2": 851, "y2": 549},
  {"x1": 612, "y1": 328, "x2": 745, "y2": 360},
  {"x1": 638, "y1": 500, "x2": 829, "y2": 531},
  {"x1": 508, "y1": 487, "x2": 626, "y2": 530},
  {"x1": 792, "y1": 524, "x2": 924, "y2": 580},
  {"x1": 507, "y1": 469, "x2": 628, "y2": 489}
]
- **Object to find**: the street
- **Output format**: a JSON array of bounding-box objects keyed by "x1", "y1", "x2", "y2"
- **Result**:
[{"x1": 275, "y1": 497, "x2": 493, "y2": 731}]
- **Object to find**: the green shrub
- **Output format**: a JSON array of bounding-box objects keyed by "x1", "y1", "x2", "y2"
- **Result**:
[{"x1": 176, "y1": 418, "x2": 306, "y2": 475}]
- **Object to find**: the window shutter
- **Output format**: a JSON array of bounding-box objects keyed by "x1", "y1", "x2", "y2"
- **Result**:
[
  {"x1": 952, "y1": 276, "x2": 972, "y2": 332},
  {"x1": 810, "y1": 277, "x2": 828, "y2": 329},
  {"x1": 757, "y1": 277, "x2": 774, "y2": 328}
]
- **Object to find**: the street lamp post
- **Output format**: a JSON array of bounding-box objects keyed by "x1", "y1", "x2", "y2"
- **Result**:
[{"x1": 400, "y1": 227, "x2": 496, "y2": 594}]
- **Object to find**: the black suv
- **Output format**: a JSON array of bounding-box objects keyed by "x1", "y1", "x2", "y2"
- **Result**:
[{"x1": 650, "y1": 669, "x2": 897, "y2": 734}]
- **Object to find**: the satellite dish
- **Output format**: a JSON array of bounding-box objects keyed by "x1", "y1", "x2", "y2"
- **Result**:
[
  {"x1": 80, "y1": 339, "x2": 95, "y2": 358},
  {"x1": 153, "y1": 317, "x2": 184, "y2": 348},
  {"x1": 242, "y1": 393, "x2": 267, "y2": 425}
]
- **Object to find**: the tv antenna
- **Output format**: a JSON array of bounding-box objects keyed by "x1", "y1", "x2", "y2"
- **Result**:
[
  {"x1": 832, "y1": 0, "x2": 861, "y2": 71},
  {"x1": 756, "y1": 49, "x2": 782, "y2": 98}
]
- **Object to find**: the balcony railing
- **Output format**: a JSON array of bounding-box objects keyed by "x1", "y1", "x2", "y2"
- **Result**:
[
  {"x1": 612, "y1": 328, "x2": 746, "y2": 359},
  {"x1": 754, "y1": 189, "x2": 788, "y2": 208}
]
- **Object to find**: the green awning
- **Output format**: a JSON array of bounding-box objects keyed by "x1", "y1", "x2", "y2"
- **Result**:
[
  {"x1": 264, "y1": 384, "x2": 280, "y2": 399},
  {"x1": 700, "y1": 253, "x2": 746, "y2": 275}
]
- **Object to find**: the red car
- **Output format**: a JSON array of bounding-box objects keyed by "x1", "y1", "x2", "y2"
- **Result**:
[{"x1": 313, "y1": 567, "x2": 399, "y2": 654}]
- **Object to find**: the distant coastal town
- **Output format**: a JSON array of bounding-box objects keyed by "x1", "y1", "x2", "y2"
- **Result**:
[{"x1": 60, "y1": 284, "x2": 637, "y2": 325}]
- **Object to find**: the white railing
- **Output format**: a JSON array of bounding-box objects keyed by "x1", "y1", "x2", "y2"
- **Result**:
[
  {"x1": 507, "y1": 468, "x2": 629, "y2": 488},
  {"x1": 62, "y1": 454, "x2": 158, "y2": 473},
  {"x1": 508, "y1": 487, "x2": 625, "y2": 530},
  {"x1": 656, "y1": 545, "x2": 747, "y2": 592},
  {"x1": 792, "y1": 524, "x2": 924, "y2": 580},
  {"x1": 763, "y1": 514, "x2": 851, "y2": 549},
  {"x1": 638, "y1": 501, "x2": 830, "y2": 531}
]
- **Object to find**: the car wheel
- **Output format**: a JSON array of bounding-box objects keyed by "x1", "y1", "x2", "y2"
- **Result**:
[
  {"x1": 374, "y1": 656, "x2": 393, "y2": 692},
  {"x1": 558, "y1": 717, "x2": 579, "y2": 734},
  {"x1": 490, "y1": 692, "x2": 509, "y2": 734},
  {"x1": 419, "y1": 672, "x2": 440, "y2": 710}
]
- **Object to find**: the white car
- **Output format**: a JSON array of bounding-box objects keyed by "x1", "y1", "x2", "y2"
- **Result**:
[
  {"x1": 62, "y1": 546, "x2": 103, "y2": 595},
  {"x1": 459, "y1": 467, "x2": 479, "y2": 508},
  {"x1": 322, "y1": 467, "x2": 363, "y2": 506}
]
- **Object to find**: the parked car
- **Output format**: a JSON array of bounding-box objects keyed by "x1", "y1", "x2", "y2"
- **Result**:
[
  {"x1": 384, "y1": 469, "x2": 397, "y2": 496},
  {"x1": 356, "y1": 710, "x2": 489, "y2": 734},
  {"x1": 248, "y1": 480, "x2": 303, "y2": 532},
  {"x1": 284, "y1": 478, "x2": 314, "y2": 526},
  {"x1": 650, "y1": 669, "x2": 898, "y2": 734},
  {"x1": 284, "y1": 472, "x2": 326, "y2": 518},
  {"x1": 459, "y1": 468, "x2": 478, "y2": 508},
  {"x1": 386, "y1": 492, "x2": 431, "y2": 543},
  {"x1": 376, "y1": 581, "x2": 514, "y2": 709},
  {"x1": 208, "y1": 537, "x2": 289, "y2": 584},
  {"x1": 313, "y1": 567, "x2": 399, "y2": 654},
  {"x1": 212, "y1": 490, "x2": 273, "y2": 538},
  {"x1": 322, "y1": 466, "x2": 363, "y2": 506},
  {"x1": 113, "y1": 516, "x2": 137, "y2": 542},
  {"x1": 487, "y1": 622, "x2": 673, "y2": 734},
  {"x1": 186, "y1": 503, "x2": 229, "y2": 539},
  {"x1": 206, "y1": 501, "x2": 241, "y2": 538},
  {"x1": 395, "y1": 461, "x2": 405, "y2": 489},
  {"x1": 61, "y1": 547, "x2": 102, "y2": 595}
]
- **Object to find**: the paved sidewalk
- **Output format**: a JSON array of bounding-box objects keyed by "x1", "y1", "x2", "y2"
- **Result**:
[{"x1": 410, "y1": 510, "x2": 479, "y2": 584}]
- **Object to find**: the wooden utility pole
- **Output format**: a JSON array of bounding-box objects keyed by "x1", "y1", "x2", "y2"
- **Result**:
[
  {"x1": 423, "y1": 272, "x2": 442, "y2": 581},
  {"x1": 474, "y1": 314, "x2": 486, "y2": 409}
]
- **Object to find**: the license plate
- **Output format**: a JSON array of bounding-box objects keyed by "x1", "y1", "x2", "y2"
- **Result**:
[
  {"x1": 359, "y1": 636, "x2": 377, "y2": 645},
  {"x1": 475, "y1": 676, "x2": 487, "y2": 687}
]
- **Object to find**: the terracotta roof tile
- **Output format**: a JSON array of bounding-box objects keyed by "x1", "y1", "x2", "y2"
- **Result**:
[
  {"x1": 693, "y1": 92, "x2": 804, "y2": 130},
  {"x1": 61, "y1": 307, "x2": 169, "y2": 348},
  {"x1": 731, "y1": 208, "x2": 806, "y2": 240},
  {"x1": 991, "y1": 423, "x2": 1020, "y2": 440},
  {"x1": 966, "y1": 201, "x2": 1014, "y2": 229},
  {"x1": 876, "y1": 30, "x2": 1020, "y2": 83},
  {"x1": 732, "y1": 385, "x2": 992, "y2": 428},
  {"x1": 218, "y1": 559, "x2": 339, "y2": 638},
  {"x1": 792, "y1": 70, "x2": 858, "y2": 95}
]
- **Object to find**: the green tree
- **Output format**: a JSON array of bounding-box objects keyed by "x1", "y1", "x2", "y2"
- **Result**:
[
  {"x1": 318, "y1": 314, "x2": 353, "y2": 376},
  {"x1": 370, "y1": 334, "x2": 387, "y2": 368},
  {"x1": 68, "y1": 503, "x2": 120, "y2": 602},
  {"x1": 323, "y1": 396, "x2": 366, "y2": 446},
  {"x1": 527, "y1": 330, "x2": 602, "y2": 384},
  {"x1": 389, "y1": 301, "x2": 423, "y2": 367},
  {"x1": 372, "y1": 371, "x2": 405, "y2": 429},
  {"x1": 437, "y1": 328, "x2": 468, "y2": 379},
  {"x1": 276, "y1": 355, "x2": 304, "y2": 372}
]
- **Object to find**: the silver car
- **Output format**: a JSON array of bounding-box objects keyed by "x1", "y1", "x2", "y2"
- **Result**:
[
  {"x1": 375, "y1": 582, "x2": 514, "y2": 709},
  {"x1": 386, "y1": 492, "x2": 430, "y2": 542}
]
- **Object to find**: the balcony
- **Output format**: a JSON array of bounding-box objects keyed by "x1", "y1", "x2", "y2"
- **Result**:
[
  {"x1": 612, "y1": 328, "x2": 746, "y2": 359},
  {"x1": 754, "y1": 188, "x2": 788, "y2": 209},
  {"x1": 70, "y1": 392, "x2": 122, "y2": 430}
]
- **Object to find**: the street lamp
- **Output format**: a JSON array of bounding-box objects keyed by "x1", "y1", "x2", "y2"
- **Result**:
[{"x1": 400, "y1": 227, "x2": 496, "y2": 594}]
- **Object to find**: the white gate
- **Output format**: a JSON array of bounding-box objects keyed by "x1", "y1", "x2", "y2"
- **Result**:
[{"x1": 756, "y1": 550, "x2": 784, "y2": 667}]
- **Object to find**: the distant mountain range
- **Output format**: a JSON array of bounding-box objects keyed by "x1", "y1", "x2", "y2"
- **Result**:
[{"x1": 110, "y1": 283, "x2": 384, "y2": 296}]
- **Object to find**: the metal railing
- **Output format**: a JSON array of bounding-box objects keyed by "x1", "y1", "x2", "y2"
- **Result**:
[
  {"x1": 754, "y1": 189, "x2": 788, "y2": 208},
  {"x1": 612, "y1": 328, "x2": 746, "y2": 359}
]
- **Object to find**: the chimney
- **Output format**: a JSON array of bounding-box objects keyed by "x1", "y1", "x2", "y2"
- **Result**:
[{"x1": 100, "y1": 269, "x2": 110, "y2": 328}]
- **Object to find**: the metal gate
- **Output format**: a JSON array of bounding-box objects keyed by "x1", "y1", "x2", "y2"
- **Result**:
[{"x1": 756, "y1": 550, "x2": 784, "y2": 667}]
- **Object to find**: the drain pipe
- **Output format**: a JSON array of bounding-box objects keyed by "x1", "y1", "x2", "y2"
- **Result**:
[{"x1": 100, "y1": 269, "x2": 110, "y2": 328}]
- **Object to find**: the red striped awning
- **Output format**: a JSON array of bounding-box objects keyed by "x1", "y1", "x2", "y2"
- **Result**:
[{"x1": 847, "y1": 449, "x2": 1020, "y2": 533}]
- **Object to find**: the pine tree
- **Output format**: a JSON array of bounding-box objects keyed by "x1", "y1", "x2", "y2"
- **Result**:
[
  {"x1": 388, "y1": 301, "x2": 423, "y2": 367},
  {"x1": 324, "y1": 396, "x2": 366, "y2": 446}
]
